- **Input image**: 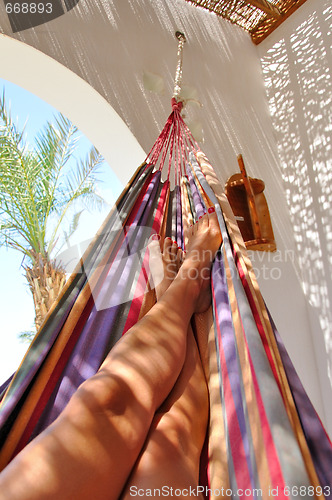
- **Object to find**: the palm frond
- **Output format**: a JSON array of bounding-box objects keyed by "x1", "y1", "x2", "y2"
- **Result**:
[
  {"x1": 35, "y1": 113, "x2": 78, "y2": 179},
  {"x1": 59, "y1": 209, "x2": 84, "y2": 256},
  {"x1": 18, "y1": 330, "x2": 35, "y2": 343},
  {"x1": 0, "y1": 132, "x2": 45, "y2": 254},
  {"x1": 69, "y1": 210, "x2": 84, "y2": 235},
  {"x1": 1, "y1": 93, "x2": 105, "y2": 270},
  {"x1": 0, "y1": 91, "x2": 26, "y2": 148},
  {"x1": 35, "y1": 114, "x2": 80, "y2": 242},
  {"x1": 47, "y1": 146, "x2": 105, "y2": 253}
]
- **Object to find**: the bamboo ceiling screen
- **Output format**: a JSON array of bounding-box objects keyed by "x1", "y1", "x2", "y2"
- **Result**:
[{"x1": 184, "y1": 0, "x2": 308, "y2": 44}]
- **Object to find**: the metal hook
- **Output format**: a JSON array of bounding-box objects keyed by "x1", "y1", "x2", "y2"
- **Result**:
[{"x1": 175, "y1": 31, "x2": 186, "y2": 43}]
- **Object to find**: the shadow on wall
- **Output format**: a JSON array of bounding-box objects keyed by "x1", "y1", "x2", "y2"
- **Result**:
[{"x1": 260, "y1": 2, "x2": 332, "y2": 379}]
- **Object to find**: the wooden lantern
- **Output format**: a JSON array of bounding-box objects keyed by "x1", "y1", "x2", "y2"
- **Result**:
[{"x1": 225, "y1": 155, "x2": 276, "y2": 252}]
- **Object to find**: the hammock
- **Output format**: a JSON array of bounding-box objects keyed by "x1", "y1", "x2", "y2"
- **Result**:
[{"x1": 0, "y1": 99, "x2": 331, "y2": 500}]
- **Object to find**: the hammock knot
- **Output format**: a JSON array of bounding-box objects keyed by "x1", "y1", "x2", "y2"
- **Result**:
[{"x1": 171, "y1": 98, "x2": 183, "y2": 113}]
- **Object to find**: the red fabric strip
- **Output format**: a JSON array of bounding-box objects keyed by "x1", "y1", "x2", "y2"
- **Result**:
[
  {"x1": 244, "y1": 337, "x2": 288, "y2": 498},
  {"x1": 212, "y1": 285, "x2": 254, "y2": 498},
  {"x1": 12, "y1": 294, "x2": 94, "y2": 458},
  {"x1": 122, "y1": 183, "x2": 169, "y2": 334},
  {"x1": 235, "y1": 253, "x2": 282, "y2": 395}
]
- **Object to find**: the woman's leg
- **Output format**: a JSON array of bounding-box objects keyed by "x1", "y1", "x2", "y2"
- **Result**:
[
  {"x1": 122, "y1": 237, "x2": 208, "y2": 499},
  {"x1": 121, "y1": 324, "x2": 208, "y2": 499},
  {"x1": 0, "y1": 210, "x2": 221, "y2": 500}
]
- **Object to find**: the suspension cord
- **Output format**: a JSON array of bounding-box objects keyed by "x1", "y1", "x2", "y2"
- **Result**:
[{"x1": 173, "y1": 31, "x2": 186, "y2": 100}]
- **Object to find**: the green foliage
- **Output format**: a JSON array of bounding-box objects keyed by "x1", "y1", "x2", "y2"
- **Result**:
[
  {"x1": 18, "y1": 329, "x2": 35, "y2": 343},
  {"x1": 0, "y1": 92, "x2": 105, "y2": 265}
]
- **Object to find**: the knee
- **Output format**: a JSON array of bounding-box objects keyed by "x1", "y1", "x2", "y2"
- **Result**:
[
  {"x1": 70, "y1": 372, "x2": 153, "y2": 452},
  {"x1": 53, "y1": 374, "x2": 155, "y2": 490},
  {"x1": 74, "y1": 371, "x2": 140, "y2": 417}
]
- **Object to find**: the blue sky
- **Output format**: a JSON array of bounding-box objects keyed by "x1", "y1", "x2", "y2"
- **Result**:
[{"x1": 0, "y1": 78, "x2": 124, "y2": 382}]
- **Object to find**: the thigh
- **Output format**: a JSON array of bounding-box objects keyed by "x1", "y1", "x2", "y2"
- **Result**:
[{"x1": 121, "y1": 328, "x2": 208, "y2": 500}]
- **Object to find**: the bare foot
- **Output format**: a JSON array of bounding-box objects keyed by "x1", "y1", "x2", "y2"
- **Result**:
[
  {"x1": 148, "y1": 236, "x2": 184, "y2": 301},
  {"x1": 180, "y1": 207, "x2": 222, "y2": 313},
  {"x1": 148, "y1": 207, "x2": 221, "y2": 312}
]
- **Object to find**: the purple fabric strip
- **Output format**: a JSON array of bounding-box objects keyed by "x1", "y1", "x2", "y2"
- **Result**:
[
  {"x1": 212, "y1": 251, "x2": 256, "y2": 491},
  {"x1": 37, "y1": 172, "x2": 162, "y2": 430},
  {"x1": 175, "y1": 186, "x2": 183, "y2": 247},
  {"x1": 268, "y1": 312, "x2": 332, "y2": 497},
  {"x1": 171, "y1": 189, "x2": 177, "y2": 240},
  {"x1": 0, "y1": 374, "x2": 14, "y2": 403},
  {"x1": 182, "y1": 176, "x2": 196, "y2": 221},
  {"x1": 0, "y1": 166, "x2": 152, "y2": 430},
  {"x1": 186, "y1": 165, "x2": 205, "y2": 218},
  {"x1": 0, "y1": 165, "x2": 152, "y2": 433},
  {"x1": 0, "y1": 287, "x2": 79, "y2": 428}
]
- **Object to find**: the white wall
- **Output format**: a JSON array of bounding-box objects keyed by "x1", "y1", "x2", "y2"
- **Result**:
[
  {"x1": 0, "y1": 0, "x2": 330, "y2": 433},
  {"x1": 258, "y1": 0, "x2": 332, "y2": 436}
]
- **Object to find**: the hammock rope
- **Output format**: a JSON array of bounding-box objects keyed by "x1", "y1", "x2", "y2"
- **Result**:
[{"x1": 173, "y1": 31, "x2": 186, "y2": 100}]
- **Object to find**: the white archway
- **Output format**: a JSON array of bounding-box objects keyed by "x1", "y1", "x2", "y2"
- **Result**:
[
  {"x1": 0, "y1": 33, "x2": 146, "y2": 186},
  {"x1": 0, "y1": 34, "x2": 147, "y2": 381}
]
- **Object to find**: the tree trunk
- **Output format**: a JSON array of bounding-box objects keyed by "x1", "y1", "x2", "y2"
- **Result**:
[{"x1": 25, "y1": 253, "x2": 66, "y2": 333}]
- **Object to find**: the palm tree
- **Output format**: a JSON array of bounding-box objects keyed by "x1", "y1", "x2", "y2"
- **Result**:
[{"x1": 0, "y1": 94, "x2": 104, "y2": 336}]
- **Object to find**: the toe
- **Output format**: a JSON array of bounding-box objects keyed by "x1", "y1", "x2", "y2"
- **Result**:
[
  {"x1": 176, "y1": 247, "x2": 183, "y2": 270},
  {"x1": 164, "y1": 237, "x2": 175, "y2": 262},
  {"x1": 148, "y1": 234, "x2": 162, "y2": 256},
  {"x1": 163, "y1": 236, "x2": 173, "y2": 256},
  {"x1": 147, "y1": 236, "x2": 164, "y2": 290},
  {"x1": 207, "y1": 206, "x2": 218, "y2": 225},
  {"x1": 163, "y1": 237, "x2": 179, "y2": 267},
  {"x1": 207, "y1": 207, "x2": 222, "y2": 241},
  {"x1": 169, "y1": 240, "x2": 179, "y2": 262}
]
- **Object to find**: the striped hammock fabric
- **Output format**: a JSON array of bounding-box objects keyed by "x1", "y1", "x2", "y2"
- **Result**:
[{"x1": 0, "y1": 102, "x2": 331, "y2": 499}]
